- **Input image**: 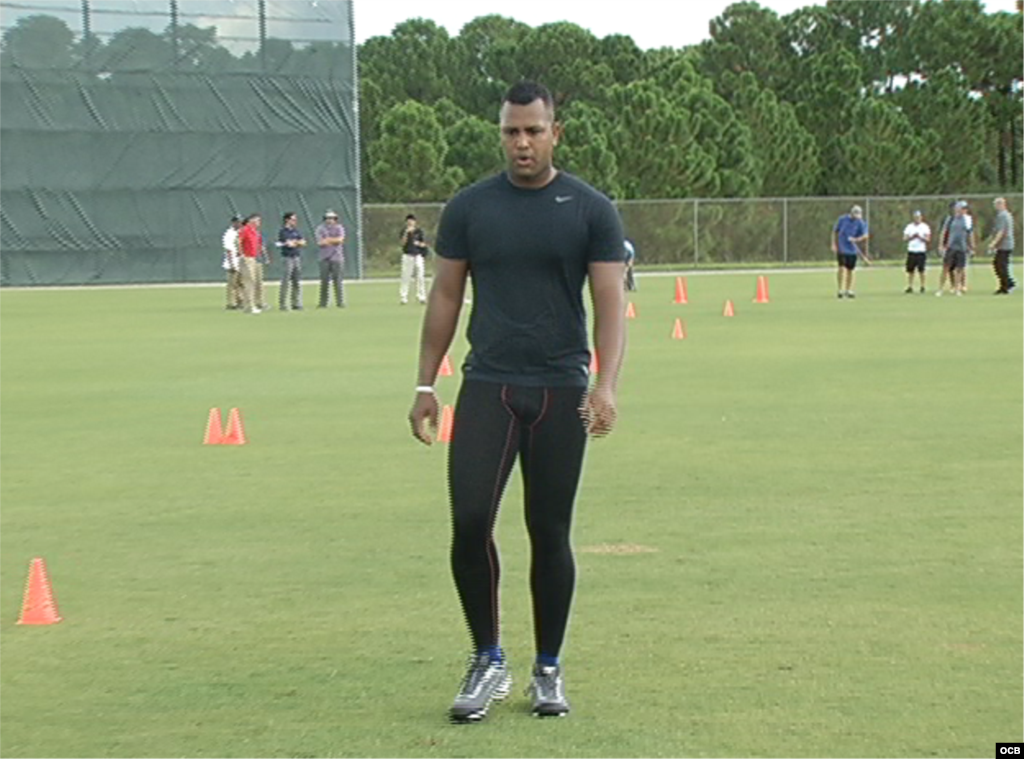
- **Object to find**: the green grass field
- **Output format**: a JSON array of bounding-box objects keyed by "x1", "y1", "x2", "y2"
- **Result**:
[{"x1": 2, "y1": 265, "x2": 1021, "y2": 758}]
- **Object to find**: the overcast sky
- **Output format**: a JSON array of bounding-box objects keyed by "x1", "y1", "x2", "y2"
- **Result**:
[{"x1": 354, "y1": 0, "x2": 1019, "y2": 49}]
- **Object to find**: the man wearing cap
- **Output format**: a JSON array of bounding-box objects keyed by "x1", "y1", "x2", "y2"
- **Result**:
[
  {"x1": 987, "y1": 197, "x2": 1016, "y2": 294},
  {"x1": 222, "y1": 214, "x2": 244, "y2": 310},
  {"x1": 315, "y1": 210, "x2": 346, "y2": 308},
  {"x1": 938, "y1": 201, "x2": 971, "y2": 296},
  {"x1": 902, "y1": 210, "x2": 931, "y2": 294},
  {"x1": 831, "y1": 204, "x2": 869, "y2": 298}
]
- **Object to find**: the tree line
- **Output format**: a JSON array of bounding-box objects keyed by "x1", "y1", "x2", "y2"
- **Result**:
[
  {"x1": 2, "y1": 1, "x2": 1021, "y2": 204},
  {"x1": 359, "y1": 0, "x2": 1023, "y2": 202}
]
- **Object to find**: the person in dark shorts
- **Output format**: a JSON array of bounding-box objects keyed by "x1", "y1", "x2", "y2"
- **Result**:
[
  {"x1": 407, "y1": 81, "x2": 626, "y2": 723},
  {"x1": 902, "y1": 209, "x2": 931, "y2": 294},
  {"x1": 831, "y1": 205, "x2": 869, "y2": 298},
  {"x1": 936, "y1": 201, "x2": 957, "y2": 295},
  {"x1": 938, "y1": 201, "x2": 971, "y2": 297}
]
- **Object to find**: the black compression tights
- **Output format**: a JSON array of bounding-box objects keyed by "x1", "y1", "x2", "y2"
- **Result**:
[{"x1": 448, "y1": 380, "x2": 588, "y2": 658}]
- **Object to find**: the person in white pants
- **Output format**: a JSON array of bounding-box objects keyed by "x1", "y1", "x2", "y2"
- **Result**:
[{"x1": 400, "y1": 214, "x2": 429, "y2": 305}]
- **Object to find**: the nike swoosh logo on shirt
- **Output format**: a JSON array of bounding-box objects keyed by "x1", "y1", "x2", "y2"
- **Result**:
[{"x1": 555, "y1": 196, "x2": 574, "y2": 203}]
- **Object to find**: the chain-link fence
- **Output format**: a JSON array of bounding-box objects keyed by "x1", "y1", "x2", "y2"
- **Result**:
[{"x1": 364, "y1": 194, "x2": 1023, "y2": 273}]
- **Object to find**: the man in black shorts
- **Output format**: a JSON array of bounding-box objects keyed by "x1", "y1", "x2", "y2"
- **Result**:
[
  {"x1": 407, "y1": 81, "x2": 626, "y2": 723},
  {"x1": 902, "y1": 209, "x2": 931, "y2": 294},
  {"x1": 831, "y1": 205, "x2": 869, "y2": 298}
]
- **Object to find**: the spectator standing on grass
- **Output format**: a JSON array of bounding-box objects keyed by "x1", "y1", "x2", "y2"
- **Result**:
[
  {"x1": 315, "y1": 210, "x2": 346, "y2": 308},
  {"x1": 831, "y1": 204, "x2": 869, "y2": 299},
  {"x1": 938, "y1": 201, "x2": 971, "y2": 297},
  {"x1": 399, "y1": 213, "x2": 429, "y2": 305},
  {"x1": 408, "y1": 81, "x2": 626, "y2": 723},
  {"x1": 238, "y1": 214, "x2": 263, "y2": 314},
  {"x1": 276, "y1": 212, "x2": 306, "y2": 311},
  {"x1": 222, "y1": 214, "x2": 244, "y2": 310},
  {"x1": 961, "y1": 200, "x2": 976, "y2": 291},
  {"x1": 623, "y1": 238, "x2": 637, "y2": 291},
  {"x1": 936, "y1": 201, "x2": 957, "y2": 294},
  {"x1": 902, "y1": 210, "x2": 931, "y2": 294},
  {"x1": 253, "y1": 218, "x2": 271, "y2": 311},
  {"x1": 987, "y1": 197, "x2": 1016, "y2": 295}
]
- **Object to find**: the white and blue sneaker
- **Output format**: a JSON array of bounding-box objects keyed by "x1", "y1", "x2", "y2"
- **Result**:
[
  {"x1": 448, "y1": 653, "x2": 511, "y2": 723},
  {"x1": 527, "y1": 664, "x2": 570, "y2": 718}
]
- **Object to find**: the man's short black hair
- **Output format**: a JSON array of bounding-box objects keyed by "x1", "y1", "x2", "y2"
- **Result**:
[
  {"x1": 503, "y1": 80, "x2": 554, "y2": 111},
  {"x1": 405, "y1": 214, "x2": 416, "y2": 221},
  {"x1": 245, "y1": 213, "x2": 260, "y2": 222},
  {"x1": 283, "y1": 211, "x2": 296, "y2": 223}
]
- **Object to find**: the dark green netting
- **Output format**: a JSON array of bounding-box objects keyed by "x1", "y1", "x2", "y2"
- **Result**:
[{"x1": 1, "y1": 0, "x2": 361, "y2": 286}]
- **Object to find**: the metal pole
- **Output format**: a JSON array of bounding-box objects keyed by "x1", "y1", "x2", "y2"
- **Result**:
[
  {"x1": 350, "y1": 0, "x2": 364, "y2": 279},
  {"x1": 81, "y1": 0, "x2": 91, "y2": 67},
  {"x1": 693, "y1": 199, "x2": 699, "y2": 266},
  {"x1": 783, "y1": 198, "x2": 788, "y2": 264},
  {"x1": 865, "y1": 197, "x2": 871, "y2": 259},
  {"x1": 258, "y1": 0, "x2": 267, "y2": 71},
  {"x1": 169, "y1": 0, "x2": 179, "y2": 67}
]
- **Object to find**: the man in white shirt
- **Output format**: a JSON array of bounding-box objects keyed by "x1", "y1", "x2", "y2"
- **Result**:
[
  {"x1": 222, "y1": 215, "x2": 243, "y2": 310},
  {"x1": 902, "y1": 210, "x2": 931, "y2": 294}
]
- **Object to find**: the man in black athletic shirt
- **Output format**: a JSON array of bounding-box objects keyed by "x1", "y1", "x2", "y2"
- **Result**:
[{"x1": 408, "y1": 81, "x2": 626, "y2": 723}]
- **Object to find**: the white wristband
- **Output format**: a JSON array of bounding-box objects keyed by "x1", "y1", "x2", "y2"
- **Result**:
[{"x1": 415, "y1": 386, "x2": 435, "y2": 394}]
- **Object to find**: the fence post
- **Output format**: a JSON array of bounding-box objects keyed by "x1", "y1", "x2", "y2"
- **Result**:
[
  {"x1": 865, "y1": 197, "x2": 871, "y2": 259},
  {"x1": 783, "y1": 198, "x2": 788, "y2": 265},
  {"x1": 693, "y1": 199, "x2": 699, "y2": 266}
]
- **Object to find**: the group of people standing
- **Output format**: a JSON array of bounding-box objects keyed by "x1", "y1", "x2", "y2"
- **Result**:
[
  {"x1": 221, "y1": 210, "x2": 347, "y2": 313},
  {"x1": 831, "y1": 197, "x2": 1016, "y2": 298}
]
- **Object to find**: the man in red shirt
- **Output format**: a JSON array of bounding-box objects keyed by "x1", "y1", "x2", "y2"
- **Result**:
[{"x1": 238, "y1": 214, "x2": 264, "y2": 314}]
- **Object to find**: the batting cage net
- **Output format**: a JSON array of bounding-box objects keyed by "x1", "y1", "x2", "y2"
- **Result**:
[{"x1": 1, "y1": 0, "x2": 361, "y2": 286}]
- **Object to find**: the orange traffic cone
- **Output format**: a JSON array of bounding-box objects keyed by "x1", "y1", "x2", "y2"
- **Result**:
[
  {"x1": 723, "y1": 300, "x2": 735, "y2": 317},
  {"x1": 203, "y1": 407, "x2": 224, "y2": 445},
  {"x1": 672, "y1": 318, "x2": 686, "y2": 340},
  {"x1": 754, "y1": 275, "x2": 770, "y2": 303},
  {"x1": 674, "y1": 276, "x2": 689, "y2": 304},
  {"x1": 625, "y1": 301, "x2": 636, "y2": 319},
  {"x1": 437, "y1": 404, "x2": 454, "y2": 443},
  {"x1": 439, "y1": 354, "x2": 453, "y2": 377},
  {"x1": 17, "y1": 557, "x2": 62, "y2": 625},
  {"x1": 222, "y1": 408, "x2": 247, "y2": 445}
]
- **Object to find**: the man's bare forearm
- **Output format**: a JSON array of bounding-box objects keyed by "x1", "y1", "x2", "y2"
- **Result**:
[{"x1": 590, "y1": 265, "x2": 626, "y2": 390}]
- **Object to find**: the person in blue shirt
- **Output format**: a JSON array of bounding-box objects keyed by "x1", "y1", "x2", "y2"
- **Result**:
[
  {"x1": 276, "y1": 211, "x2": 307, "y2": 310},
  {"x1": 831, "y1": 205, "x2": 870, "y2": 298}
]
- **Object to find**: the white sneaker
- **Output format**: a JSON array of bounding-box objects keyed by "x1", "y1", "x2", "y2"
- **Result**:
[
  {"x1": 935, "y1": 291, "x2": 943, "y2": 297},
  {"x1": 250, "y1": 307, "x2": 261, "y2": 314}
]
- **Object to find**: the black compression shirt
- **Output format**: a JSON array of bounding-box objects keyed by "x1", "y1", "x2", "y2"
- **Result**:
[{"x1": 436, "y1": 171, "x2": 624, "y2": 387}]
